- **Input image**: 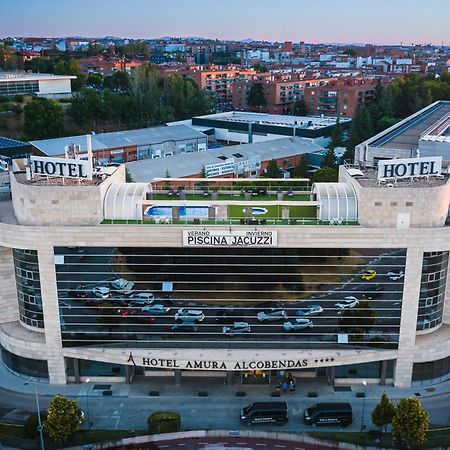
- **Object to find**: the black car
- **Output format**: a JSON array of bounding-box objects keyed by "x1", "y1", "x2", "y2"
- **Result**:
[
  {"x1": 304, "y1": 403, "x2": 352, "y2": 427},
  {"x1": 240, "y1": 402, "x2": 288, "y2": 426},
  {"x1": 362, "y1": 284, "x2": 383, "y2": 300},
  {"x1": 215, "y1": 308, "x2": 245, "y2": 325}
]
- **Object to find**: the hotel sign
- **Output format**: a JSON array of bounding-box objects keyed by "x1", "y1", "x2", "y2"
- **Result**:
[
  {"x1": 183, "y1": 229, "x2": 278, "y2": 247},
  {"x1": 126, "y1": 353, "x2": 312, "y2": 370},
  {"x1": 377, "y1": 156, "x2": 442, "y2": 180},
  {"x1": 30, "y1": 156, "x2": 93, "y2": 180}
]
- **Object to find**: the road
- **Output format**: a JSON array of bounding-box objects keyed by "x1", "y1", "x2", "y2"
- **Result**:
[{"x1": 1, "y1": 388, "x2": 449, "y2": 431}]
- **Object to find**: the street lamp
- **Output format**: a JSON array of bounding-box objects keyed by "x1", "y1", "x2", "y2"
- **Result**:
[
  {"x1": 85, "y1": 377, "x2": 91, "y2": 431},
  {"x1": 360, "y1": 379, "x2": 367, "y2": 432},
  {"x1": 24, "y1": 377, "x2": 45, "y2": 450}
]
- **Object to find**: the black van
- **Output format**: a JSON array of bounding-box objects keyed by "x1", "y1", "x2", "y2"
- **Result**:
[
  {"x1": 304, "y1": 403, "x2": 353, "y2": 427},
  {"x1": 240, "y1": 402, "x2": 288, "y2": 426}
]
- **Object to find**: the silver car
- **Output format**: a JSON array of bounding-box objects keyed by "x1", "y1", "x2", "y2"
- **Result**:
[
  {"x1": 223, "y1": 322, "x2": 251, "y2": 336},
  {"x1": 257, "y1": 308, "x2": 288, "y2": 322},
  {"x1": 283, "y1": 318, "x2": 313, "y2": 331},
  {"x1": 175, "y1": 308, "x2": 205, "y2": 323}
]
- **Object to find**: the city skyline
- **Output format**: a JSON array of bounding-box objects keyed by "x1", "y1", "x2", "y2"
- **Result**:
[{"x1": 2, "y1": 0, "x2": 449, "y2": 46}]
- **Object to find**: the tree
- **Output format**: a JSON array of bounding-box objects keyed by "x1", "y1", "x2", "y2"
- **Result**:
[
  {"x1": 253, "y1": 62, "x2": 268, "y2": 73},
  {"x1": 340, "y1": 299, "x2": 377, "y2": 337},
  {"x1": 392, "y1": 397, "x2": 429, "y2": 448},
  {"x1": 310, "y1": 166, "x2": 338, "y2": 183},
  {"x1": 372, "y1": 392, "x2": 395, "y2": 433},
  {"x1": 125, "y1": 168, "x2": 134, "y2": 183},
  {"x1": 103, "y1": 71, "x2": 130, "y2": 91},
  {"x1": 292, "y1": 155, "x2": 309, "y2": 178},
  {"x1": 43, "y1": 394, "x2": 84, "y2": 443},
  {"x1": 69, "y1": 88, "x2": 104, "y2": 127},
  {"x1": 321, "y1": 147, "x2": 337, "y2": 168},
  {"x1": 24, "y1": 98, "x2": 64, "y2": 140},
  {"x1": 330, "y1": 119, "x2": 344, "y2": 148},
  {"x1": 247, "y1": 83, "x2": 267, "y2": 107},
  {"x1": 86, "y1": 73, "x2": 103, "y2": 89},
  {"x1": 264, "y1": 159, "x2": 282, "y2": 178},
  {"x1": 293, "y1": 99, "x2": 308, "y2": 116}
]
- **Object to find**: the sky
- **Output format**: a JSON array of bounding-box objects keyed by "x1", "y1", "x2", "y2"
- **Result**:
[{"x1": 2, "y1": 0, "x2": 449, "y2": 45}]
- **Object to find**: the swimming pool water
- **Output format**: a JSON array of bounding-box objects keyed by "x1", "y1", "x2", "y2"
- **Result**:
[{"x1": 146, "y1": 206, "x2": 209, "y2": 217}]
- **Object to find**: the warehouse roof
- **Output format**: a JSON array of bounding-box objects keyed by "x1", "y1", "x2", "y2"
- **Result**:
[
  {"x1": 30, "y1": 125, "x2": 207, "y2": 157},
  {"x1": 127, "y1": 137, "x2": 323, "y2": 182}
]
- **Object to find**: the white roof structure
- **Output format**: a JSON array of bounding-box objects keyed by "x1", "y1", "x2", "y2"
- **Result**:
[
  {"x1": 103, "y1": 183, "x2": 149, "y2": 221},
  {"x1": 312, "y1": 183, "x2": 358, "y2": 222}
]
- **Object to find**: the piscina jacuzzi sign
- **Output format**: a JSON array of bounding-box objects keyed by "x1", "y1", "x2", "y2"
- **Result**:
[{"x1": 183, "y1": 229, "x2": 278, "y2": 247}]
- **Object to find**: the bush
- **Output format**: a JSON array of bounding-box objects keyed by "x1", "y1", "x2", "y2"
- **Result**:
[
  {"x1": 308, "y1": 392, "x2": 318, "y2": 397},
  {"x1": 271, "y1": 391, "x2": 281, "y2": 397},
  {"x1": 11, "y1": 104, "x2": 22, "y2": 115},
  {"x1": 236, "y1": 391, "x2": 246, "y2": 397},
  {"x1": 149, "y1": 391, "x2": 159, "y2": 396},
  {"x1": 0, "y1": 96, "x2": 8, "y2": 103},
  {"x1": 147, "y1": 411, "x2": 181, "y2": 434},
  {"x1": 198, "y1": 391, "x2": 208, "y2": 397},
  {"x1": 23, "y1": 412, "x2": 47, "y2": 439},
  {"x1": 13, "y1": 95, "x2": 24, "y2": 103},
  {"x1": 356, "y1": 392, "x2": 366, "y2": 398}
]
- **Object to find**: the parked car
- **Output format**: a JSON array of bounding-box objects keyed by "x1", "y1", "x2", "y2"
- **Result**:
[
  {"x1": 304, "y1": 403, "x2": 353, "y2": 427},
  {"x1": 67, "y1": 286, "x2": 89, "y2": 299},
  {"x1": 361, "y1": 269, "x2": 376, "y2": 281},
  {"x1": 362, "y1": 284, "x2": 383, "y2": 300},
  {"x1": 175, "y1": 308, "x2": 205, "y2": 323},
  {"x1": 127, "y1": 292, "x2": 155, "y2": 306},
  {"x1": 296, "y1": 305, "x2": 323, "y2": 316},
  {"x1": 110, "y1": 278, "x2": 135, "y2": 295},
  {"x1": 141, "y1": 304, "x2": 170, "y2": 315},
  {"x1": 92, "y1": 286, "x2": 110, "y2": 299},
  {"x1": 215, "y1": 308, "x2": 245, "y2": 325},
  {"x1": 223, "y1": 322, "x2": 251, "y2": 336},
  {"x1": 335, "y1": 296, "x2": 359, "y2": 310},
  {"x1": 387, "y1": 270, "x2": 404, "y2": 281},
  {"x1": 283, "y1": 318, "x2": 313, "y2": 331},
  {"x1": 120, "y1": 308, "x2": 155, "y2": 323},
  {"x1": 172, "y1": 322, "x2": 199, "y2": 332},
  {"x1": 257, "y1": 308, "x2": 288, "y2": 323}
]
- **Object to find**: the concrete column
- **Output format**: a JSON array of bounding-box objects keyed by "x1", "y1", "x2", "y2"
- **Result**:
[
  {"x1": 174, "y1": 369, "x2": 182, "y2": 386},
  {"x1": 73, "y1": 358, "x2": 80, "y2": 384},
  {"x1": 442, "y1": 253, "x2": 450, "y2": 325},
  {"x1": 380, "y1": 360, "x2": 387, "y2": 386},
  {"x1": 394, "y1": 248, "x2": 423, "y2": 388},
  {"x1": 326, "y1": 366, "x2": 335, "y2": 386},
  {"x1": 38, "y1": 247, "x2": 67, "y2": 384},
  {"x1": 226, "y1": 371, "x2": 234, "y2": 386},
  {"x1": 125, "y1": 365, "x2": 132, "y2": 384}
]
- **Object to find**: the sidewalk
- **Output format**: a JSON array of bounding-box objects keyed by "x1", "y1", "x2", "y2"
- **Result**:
[{"x1": 1, "y1": 356, "x2": 449, "y2": 402}]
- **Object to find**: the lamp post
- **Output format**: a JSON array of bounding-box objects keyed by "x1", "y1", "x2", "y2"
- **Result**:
[
  {"x1": 24, "y1": 377, "x2": 45, "y2": 450},
  {"x1": 360, "y1": 379, "x2": 367, "y2": 432},
  {"x1": 85, "y1": 378, "x2": 91, "y2": 431}
]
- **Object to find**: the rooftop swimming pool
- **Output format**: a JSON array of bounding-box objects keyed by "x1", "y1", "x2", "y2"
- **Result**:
[{"x1": 145, "y1": 206, "x2": 209, "y2": 218}]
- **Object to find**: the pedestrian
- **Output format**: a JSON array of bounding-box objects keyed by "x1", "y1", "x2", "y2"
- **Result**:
[
  {"x1": 282, "y1": 380, "x2": 288, "y2": 393},
  {"x1": 289, "y1": 379, "x2": 296, "y2": 393}
]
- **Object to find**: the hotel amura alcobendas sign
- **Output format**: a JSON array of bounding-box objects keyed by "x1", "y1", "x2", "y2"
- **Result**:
[
  {"x1": 125, "y1": 352, "x2": 317, "y2": 370},
  {"x1": 183, "y1": 229, "x2": 278, "y2": 247},
  {"x1": 29, "y1": 156, "x2": 93, "y2": 180},
  {"x1": 378, "y1": 156, "x2": 442, "y2": 180}
]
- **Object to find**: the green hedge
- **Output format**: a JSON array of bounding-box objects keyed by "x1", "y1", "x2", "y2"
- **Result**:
[{"x1": 147, "y1": 411, "x2": 181, "y2": 434}]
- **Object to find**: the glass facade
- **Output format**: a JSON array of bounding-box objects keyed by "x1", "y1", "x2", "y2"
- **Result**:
[
  {"x1": 417, "y1": 251, "x2": 448, "y2": 331},
  {"x1": 13, "y1": 249, "x2": 44, "y2": 329},
  {"x1": 0, "y1": 80, "x2": 39, "y2": 96},
  {"x1": 2, "y1": 346, "x2": 48, "y2": 379},
  {"x1": 412, "y1": 357, "x2": 450, "y2": 386},
  {"x1": 55, "y1": 247, "x2": 406, "y2": 350},
  {"x1": 335, "y1": 360, "x2": 394, "y2": 379}
]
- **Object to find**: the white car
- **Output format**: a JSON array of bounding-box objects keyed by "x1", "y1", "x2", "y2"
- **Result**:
[
  {"x1": 335, "y1": 296, "x2": 359, "y2": 310},
  {"x1": 387, "y1": 271, "x2": 404, "y2": 281},
  {"x1": 141, "y1": 304, "x2": 170, "y2": 315},
  {"x1": 257, "y1": 308, "x2": 288, "y2": 322},
  {"x1": 223, "y1": 322, "x2": 251, "y2": 336},
  {"x1": 110, "y1": 278, "x2": 135, "y2": 295},
  {"x1": 296, "y1": 305, "x2": 324, "y2": 316},
  {"x1": 175, "y1": 308, "x2": 205, "y2": 323},
  {"x1": 128, "y1": 292, "x2": 155, "y2": 306},
  {"x1": 283, "y1": 318, "x2": 313, "y2": 331},
  {"x1": 92, "y1": 286, "x2": 110, "y2": 299}
]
